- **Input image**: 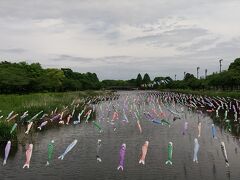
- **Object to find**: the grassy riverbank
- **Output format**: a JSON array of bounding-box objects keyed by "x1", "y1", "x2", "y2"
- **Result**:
[
  {"x1": 0, "y1": 90, "x2": 109, "y2": 143},
  {"x1": 0, "y1": 91, "x2": 106, "y2": 116}
]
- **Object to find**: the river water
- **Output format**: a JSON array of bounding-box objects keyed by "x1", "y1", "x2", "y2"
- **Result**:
[{"x1": 0, "y1": 91, "x2": 240, "y2": 180}]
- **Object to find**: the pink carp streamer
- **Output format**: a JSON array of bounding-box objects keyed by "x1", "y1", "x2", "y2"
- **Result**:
[
  {"x1": 23, "y1": 144, "x2": 33, "y2": 169},
  {"x1": 139, "y1": 141, "x2": 149, "y2": 165}
]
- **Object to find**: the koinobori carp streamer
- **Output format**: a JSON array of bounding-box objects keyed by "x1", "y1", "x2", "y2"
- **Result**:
[
  {"x1": 23, "y1": 144, "x2": 33, "y2": 169},
  {"x1": 58, "y1": 139, "x2": 78, "y2": 160},
  {"x1": 139, "y1": 141, "x2": 149, "y2": 165},
  {"x1": 117, "y1": 143, "x2": 126, "y2": 171}
]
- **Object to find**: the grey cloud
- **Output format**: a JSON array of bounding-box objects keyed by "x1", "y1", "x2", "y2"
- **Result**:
[
  {"x1": 51, "y1": 55, "x2": 134, "y2": 65},
  {"x1": 0, "y1": 48, "x2": 26, "y2": 54},
  {"x1": 47, "y1": 54, "x2": 212, "y2": 80},
  {"x1": 177, "y1": 37, "x2": 220, "y2": 51},
  {"x1": 51, "y1": 55, "x2": 94, "y2": 63},
  {"x1": 128, "y1": 28, "x2": 209, "y2": 46},
  {"x1": 0, "y1": 0, "x2": 229, "y2": 27},
  {"x1": 0, "y1": 0, "x2": 240, "y2": 80},
  {"x1": 190, "y1": 38, "x2": 240, "y2": 59},
  {"x1": 99, "y1": 56, "x2": 135, "y2": 64},
  {"x1": 36, "y1": 48, "x2": 238, "y2": 80}
]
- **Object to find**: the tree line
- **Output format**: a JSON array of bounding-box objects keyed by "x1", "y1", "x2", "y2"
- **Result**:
[
  {"x1": 0, "y1": 58, "x2": 239, "y2": 94},
  {"x1": 0, "y1": 61, "x2": 100, "y2": 93},
  {"x1": 102, "y1": 58, "x2": 240, "y2": 91},
  {"x1": 161, "y1": 58, "x2": 240, "y2": 91}
]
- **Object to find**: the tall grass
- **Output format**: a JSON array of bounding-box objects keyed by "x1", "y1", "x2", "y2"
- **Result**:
[
  {"x1": 0, "y1": 121, "x2": 17, "y2": 145},
  {"x1": 0, "y1": 91, "x2": 105, "y2": 116},
  {"x1": 0, "y1": 90, "x2": 107, "y2": 142}
]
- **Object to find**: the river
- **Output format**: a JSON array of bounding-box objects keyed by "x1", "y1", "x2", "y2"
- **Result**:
[{"x1": 0, "y1": 91, "x2": 240, "y2": 180}]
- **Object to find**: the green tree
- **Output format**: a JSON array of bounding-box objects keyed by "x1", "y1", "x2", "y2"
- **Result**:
[
  {"x1": 136, "y1": 73, "x2": 142, "y2": 87},
  {"x1": 229, "y1": 58, "x2": 240, "y2": 71},
  {"x1": 184, "y1": 73, "x2": 195, "y2": 81},
  {"x1": 142, "y1": 73, "x2": 151, "y2": 84}
]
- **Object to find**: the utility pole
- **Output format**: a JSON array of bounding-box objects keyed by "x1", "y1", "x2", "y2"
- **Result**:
[
  {"x1": 205, "y1": 69, "x2": 207, "y2": 78},
  {"x1": 219, "y1": 59, "x2": 223, "y2": 73},
  {"x1": 197, "y1": 67, "x2": 200, "y2": 79},
  {"x1": 175, "y1": 74, "x2": 177, "y2": 81}
]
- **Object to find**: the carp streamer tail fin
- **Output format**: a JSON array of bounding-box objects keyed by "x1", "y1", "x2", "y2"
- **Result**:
[
  {"x1": 23, "y1": 163, "x2": 29, "y2": 169},
  {"x1": 165, "y1": 160, "x2": 173, "y2": 165},
  {"x1": 58, "y1": 155, "x2": 64, "y2": 160},
  {"x1": 117, "y1": 165, "x2": 124, "y2": 171},
  {"x1": 139, "y1": 160, "x2": 145, "y2": 165}
]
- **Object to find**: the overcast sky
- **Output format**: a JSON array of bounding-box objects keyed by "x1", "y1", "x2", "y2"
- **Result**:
[{"x1": 0, "y1": 0, "x2": 240, "y2": 80}]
